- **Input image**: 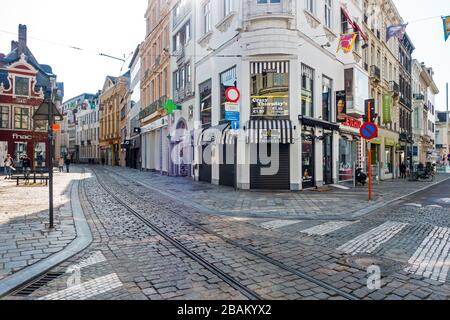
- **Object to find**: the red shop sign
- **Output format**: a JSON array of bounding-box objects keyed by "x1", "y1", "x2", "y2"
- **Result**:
[{"x1": 342, "y1": 117, "x2": 362, "y2": 130}]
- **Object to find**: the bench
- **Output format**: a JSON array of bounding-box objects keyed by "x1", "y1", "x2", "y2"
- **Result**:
[{"x1": 14, "y1": 168, "x2": 50, "y2": 186}]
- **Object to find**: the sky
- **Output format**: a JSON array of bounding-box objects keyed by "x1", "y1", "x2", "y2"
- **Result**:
[{"x1": 0, "y1": 0, "x2": 448, "y2": 109}]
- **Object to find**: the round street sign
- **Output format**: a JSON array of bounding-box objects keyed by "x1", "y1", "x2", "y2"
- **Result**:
[
  {"x1": 360, "y1": 122, "x2": 378, "y2": 140},
  {"x1": 225, "y1": 87, "x2": 240, "y2": 103}
]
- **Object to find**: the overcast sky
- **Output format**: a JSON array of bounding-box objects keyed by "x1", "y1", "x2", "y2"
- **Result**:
[{"x1": 0, "y1": 0, "x2": 448, "y2": 109}]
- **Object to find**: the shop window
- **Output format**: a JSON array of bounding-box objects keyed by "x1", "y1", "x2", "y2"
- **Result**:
[
  {"x1": 251, "y1": 61, "x2": 289, "y2": 119},
  {"x1": 301, "y1": 64, "x2": 314, "y2": 117},
  {"x1": 385, "y1": 147, "x2": 393, "y2": 174},
  {"x1": 220, "y1": 66, "x2": 237, "y2": 122},
  {"x1": 200, "y1": 79, "x2": 212, "y2": 128},
  {"x1": 339, "y1": 139, "x2": 354, "y2": 181}
]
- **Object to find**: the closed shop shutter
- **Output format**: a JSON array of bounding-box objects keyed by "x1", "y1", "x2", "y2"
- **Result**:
[
  {"x1": 199, "y1": 144, "x2": 212, "y2": 183},
  {"x1": 219, "y1": 144, "x2": 235, "y2": 187},
  {"x1": 251, "y1": 144, "x2": 290, "y2": 190}
]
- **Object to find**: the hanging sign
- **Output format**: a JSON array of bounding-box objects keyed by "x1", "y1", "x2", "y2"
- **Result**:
[
  {"x1": 443, "y1": 16, "x2": 450, "y2": 41},
  {"x1": 383, "y1": 94, "x2": 392, "y2": 124}
]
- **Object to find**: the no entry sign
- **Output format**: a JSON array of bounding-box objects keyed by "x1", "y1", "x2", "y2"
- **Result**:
[
  {"x1": 225, "y1": 87, "x2": 240, "y2": 103},
  {"x1": 360, "y1": 122, "x2": 378, "y2": 140}
]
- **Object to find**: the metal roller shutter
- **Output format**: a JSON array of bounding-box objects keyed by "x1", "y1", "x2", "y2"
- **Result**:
[{"x1": 251, "y1": 144, "x2": 290, "y2": 190}]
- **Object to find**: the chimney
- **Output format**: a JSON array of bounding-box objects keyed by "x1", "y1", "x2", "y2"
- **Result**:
[
  {"x1": 18, "y1": 24, "x2": 27, "y2": 55},
  {"x1": 11, "y1": 40, "x2": 18, "y2": 52}
]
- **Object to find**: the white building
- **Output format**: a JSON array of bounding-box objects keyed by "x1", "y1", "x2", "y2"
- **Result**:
[
  {"x1": 75, "y1": 93, "x2": 100, "y2": 164},
  {"x1": 167, "y1": 0, "x2": 368, "y2": 190}
]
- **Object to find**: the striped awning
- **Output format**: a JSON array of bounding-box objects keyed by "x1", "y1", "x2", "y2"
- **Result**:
[
  {"x1": 245, "y1": 120, "x2": 294, "y2": 144},
  {"x1": 251, "y1": 61, "x2": 290, "y2": 75}
]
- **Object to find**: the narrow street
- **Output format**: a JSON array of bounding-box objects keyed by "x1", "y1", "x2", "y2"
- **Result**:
[{"x1": 3, "y1": 166, "x2": 450, "y2": 300}]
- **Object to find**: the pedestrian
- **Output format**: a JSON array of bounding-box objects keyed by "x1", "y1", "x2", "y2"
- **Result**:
[
  {"x1": 65, "y1": 156, "x2": 71, "y2": 173},
  {"x1": 21, "y1": 154, "x2": 32, "y2": 184},
  {"x1": 3, "y1": 154, "x2": 15, "y2": 180},
  {"x1": 58, "y1": 157, "x2": 64, "y2": 173},
  {"x1": 400, "y1": 162, "x2": 407, "y2": 179}
]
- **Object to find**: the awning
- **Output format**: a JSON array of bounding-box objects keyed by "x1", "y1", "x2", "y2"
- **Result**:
[
  {"x1": 245, "y1": 119, "x2": 294, "y2": 144},
  {"x1": 341, "y1": 8, "x2": 355, "y2": 29},
  {"x1": 198, "y1": 123, "x2": 229, "y2": 145},
  {"x1": 250, "y1": 61, "x2": 290, "y2": 75},
  {"x1": 299, "y1": 116, "x2": 340, "y2": 131},
  {"x1": 353, "y1": 22, "x2": 368, "y2": 41}
]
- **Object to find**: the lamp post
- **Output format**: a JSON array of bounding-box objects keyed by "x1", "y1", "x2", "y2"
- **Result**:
[{"x1": 33, "y1": 81, "x2": 62, "y2": 230}]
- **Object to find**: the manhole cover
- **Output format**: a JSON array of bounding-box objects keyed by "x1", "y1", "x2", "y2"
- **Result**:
[{"x1": 343, "y1": 254, "x2": 406, "y2": 275}]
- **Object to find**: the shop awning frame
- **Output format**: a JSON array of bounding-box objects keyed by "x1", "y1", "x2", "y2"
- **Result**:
[
  {"x1": 245, "y1": 119, "x2": 294, "y2": 144},
  {"x1": 299, "y1": 116, "x2": 340, "y2": 131}
]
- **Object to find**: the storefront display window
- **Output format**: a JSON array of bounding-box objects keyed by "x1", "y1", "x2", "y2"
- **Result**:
[
  {"x1": 34, "y1": 143, "x2": 46, "y2": 168},
  {"x1": 339, "y1": 139, "x2": 354, "y2": 181},
  {"x1": 302, "y1": 132, "x2": 314, "y2": 189},
  {"x1": 385, "y1": 147, "x2": 393, "y2": 174},
  {"x1": 199, "y1": 79, "x2": 212, "y2": 128},
  {"x1": 250, "y1": 61, "x2": 289, "y2": 119}
]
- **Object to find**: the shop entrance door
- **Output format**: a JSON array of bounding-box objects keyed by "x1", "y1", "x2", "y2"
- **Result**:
[
  {"x1": 302, "y1": 138, "x2": 315, "y2": 189},
  {"x1": 323, "y1": 134, "x2": 333, "y2": 185}
]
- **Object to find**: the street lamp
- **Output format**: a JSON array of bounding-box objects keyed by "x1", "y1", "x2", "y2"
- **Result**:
[{"x1": 33, "y1": 82, "x2": 62, "y2": 229}]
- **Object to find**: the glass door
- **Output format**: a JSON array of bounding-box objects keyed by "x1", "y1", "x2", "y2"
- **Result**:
[
  {"x1": 323, "y1": 134, "x2": 333, "y2": 185},
  {"x1": 15, "y1": 142, "x2": 27, "y2": 163},
  {"x1": 302, "y1": 136, "x2": 315, "y2": 189}
]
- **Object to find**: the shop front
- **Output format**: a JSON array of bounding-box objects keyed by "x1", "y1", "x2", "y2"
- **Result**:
[
  {"x1": 0, "y1": 131, "x2": 48, "y2": 169},
  {"x1": 338, "y1": 117, "x2": 363, "y2": 183}
]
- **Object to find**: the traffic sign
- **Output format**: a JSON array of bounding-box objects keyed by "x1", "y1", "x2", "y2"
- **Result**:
[
  {"x1": 231, "y1": 121, "x2": 240, "y2": 130},
  {"x1": 225, "y1": 111, "x2": 240, "y2": 122},
  {"x1": 225, "y1": 87, "x2": 240, "y2": 103},
  {"x1": 360, "y1": 122, "x2": 378, "y2": 140}
]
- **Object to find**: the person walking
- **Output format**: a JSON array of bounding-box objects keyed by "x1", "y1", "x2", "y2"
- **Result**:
[
  {"x1": 65, "y1": 156, "x2": 71, "y2": 173},
  {"x1": 58, "y1": 157, "x2": 64, "y2": 173},
  {"x1": 3, "y1": 154, "x2": 15, "y2": 180},
  {"x1": 21, "y1": 154, "x2": 32, "y2": 184},
  {"x1": 400, "y1": 162, "x2": 407, "y2": 179}
]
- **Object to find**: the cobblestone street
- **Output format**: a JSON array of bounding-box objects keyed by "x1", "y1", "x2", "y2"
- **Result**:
[{"x1": 1, "y1": 166, "x2": 450, "y2": 300}]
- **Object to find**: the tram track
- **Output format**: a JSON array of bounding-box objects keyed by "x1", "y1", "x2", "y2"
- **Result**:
[{"x1": 96, "y1": 167, "x2": 358, "y2": 301}]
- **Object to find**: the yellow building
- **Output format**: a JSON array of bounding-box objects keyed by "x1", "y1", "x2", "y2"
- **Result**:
[
  {"x1": 140, "y1": 0, "x2": 171, "y2": 174},
  {"x1": 99, "y1": 74, "x2": 129, "y2": 166}
]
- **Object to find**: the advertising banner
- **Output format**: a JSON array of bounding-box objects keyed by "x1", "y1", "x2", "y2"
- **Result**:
[{"x1": 383, "y1": 94, "x2": 392, "y2": 124}]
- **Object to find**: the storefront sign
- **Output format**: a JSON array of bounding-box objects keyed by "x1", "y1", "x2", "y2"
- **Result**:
[
  {"x1": 385, "y1": 138, "x2": 396, "y2": 146},
  {"x1": 371, "y1": 137, "x2": 382, "y2": 145},
  {"x1": 251, "y1": 97, "x2": 289, "y2": 117},
  {"x1": 12, "y1": 133, "x2": 32, "y2": 140},
  {"x1": 383, "y1": 94, "x2": 392, "y2": 124},
  {"x1": 342, "y1": 117, "x2": 362, "y2": 130},
  {"x1": 260, "y1": 129, "x2": 282, "y2": 144}
]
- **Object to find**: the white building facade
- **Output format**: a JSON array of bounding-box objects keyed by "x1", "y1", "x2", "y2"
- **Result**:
[
  {"x1": 75, "y1": 93, "x2": 100, "y2": 164},
  {"x1": 166, "y1": 0, "x2": 369, "y2": 190}
]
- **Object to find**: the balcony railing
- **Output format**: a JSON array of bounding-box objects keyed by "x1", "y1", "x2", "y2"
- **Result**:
[
  {"x1": 370, "y1": 65, "x2": 381, "y2": 81},
  {"x1": 414, "y1": 93, "x2": 425, "y2": 101},
  {"x1": 246, "y1": 0, "x2": 294, "y2": 20},
  {"x1": 139, "y1": 96, "x2": 168, "y2": 120},
  {"x1": 389, "y1": 81, "x2": 400, "y2": 95},
  {"x1": 175, "y1": 47, "x2": 185, "y2": 64}
]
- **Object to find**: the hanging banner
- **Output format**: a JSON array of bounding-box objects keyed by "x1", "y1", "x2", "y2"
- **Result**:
[
  {"x1": 443, "y1": 16, "x2": 450, "y2": 41},
  {"x1": 386, "y1": 24, "x2": 408, "y2": 42},
  {"x1": 383, "y1": 94, "x2": 392, "y2": 124},
  {"x1": 337, "y1": 33, "x2": 357, "y2": 53},
  {"x1": 336, "y1": 91, "x2": 347, "y2": 122}
]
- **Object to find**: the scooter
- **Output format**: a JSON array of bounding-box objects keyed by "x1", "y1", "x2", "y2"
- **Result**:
[{"x1": 356, "y1": 168, "x2": 368, "y2": 186}]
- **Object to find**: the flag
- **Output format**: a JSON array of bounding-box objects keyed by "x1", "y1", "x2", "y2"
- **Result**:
[
  {"x1": 443, "y1": 16, "x2": 450, "y2": 41},
  {"x1": 89, "y1": 102, "x2": 96, "y2": 110},
  {"x1": 337, "y1": 33, "x2": 357, "y2": 53},
  {"x1": 386, "y1": 24, "x2": 408, "y2": 42}
]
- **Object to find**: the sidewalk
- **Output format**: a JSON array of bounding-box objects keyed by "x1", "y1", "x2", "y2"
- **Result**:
[
  {"x1": 110, "y1": 167, "x2": 450, "y2": 220},
  {"x1": 0, "y1": 167, "x2": 90, "y2": 294}
]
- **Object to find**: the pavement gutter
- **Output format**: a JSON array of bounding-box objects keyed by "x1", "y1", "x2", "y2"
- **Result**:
[
  {"x1": 350, "y1": 176, "x2": 450, "y2": 218},
  {"x1": 0, "y1": 174, "x2": 93, "y2": 297}
]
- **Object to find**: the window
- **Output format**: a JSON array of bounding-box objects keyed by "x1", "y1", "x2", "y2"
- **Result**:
[
  {"x1": 0, "y1": 106, "x2": 9, "y2": 128},
  {"x1": 200, "y1": 80, "x2": 212, "y2": 128},
  {"x1": 15, "y1": 77, "x2": 29, "y2": 96},
  {"x1": 220, "y1": 66, "x2": 237, "y2": 122},
  {"x1": 301, "y1": 64, "x2": 315, "y2": 117},
  {"x1": 257, "y1": 0, "x2": 281, "y2": 3},
  {"x1": 385, "y1": 147, "x2": 393, "y2": 174},
  {"x1": 14, "y1": 107, "x2": 29, "y2": 130},
  {"x1": 224, "y1": 0, "x2": 233, "y2": 16},
  {"x1": 305, "y1": 0, "x2": 314, "y2": 13},
  {"x1": 322, "y1": 76, "x2": 333, "y2": 122},
  {"x1": 203, "y1": 1, "x2": 212, "y2": 34},
  {"x1": 324, "y1": 0, "x2": 332, "y2": 29}
]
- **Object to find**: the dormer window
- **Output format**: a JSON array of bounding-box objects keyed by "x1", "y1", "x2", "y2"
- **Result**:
[{"x1": 15, "y1": 76, "x2": 29, "y2": 96}]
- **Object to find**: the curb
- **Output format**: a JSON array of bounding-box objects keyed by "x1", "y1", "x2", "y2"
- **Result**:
[
  {"x1": 350, "y1": 176, "x2": 450, "y2": 218},
  {"x1": 0, "y1": 173, "x2": 93, "y2": 297}
]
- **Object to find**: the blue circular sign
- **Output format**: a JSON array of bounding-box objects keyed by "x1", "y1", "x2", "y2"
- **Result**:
[{"x1": 360, "y1": 122, "x2": 378, "y2": 140}]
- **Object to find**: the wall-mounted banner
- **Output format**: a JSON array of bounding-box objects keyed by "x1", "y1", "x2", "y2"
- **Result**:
[
  {"x1": 383, "y1": 94, "x2": 392, "y2": 124},
  {"x1": 337, "y1": 33, "x2": 357, "y2": 53},
  {"x1": 336, "y1": 91, "x2": 347, "y2": 122},
  {"x1": 443, "y1": 16, "x2": 450, "y2": 41}
]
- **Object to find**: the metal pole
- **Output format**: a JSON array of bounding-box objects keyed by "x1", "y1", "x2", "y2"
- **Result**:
[{"x1": 48, "y1": 94, "x2": 54, "y2": 229}]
